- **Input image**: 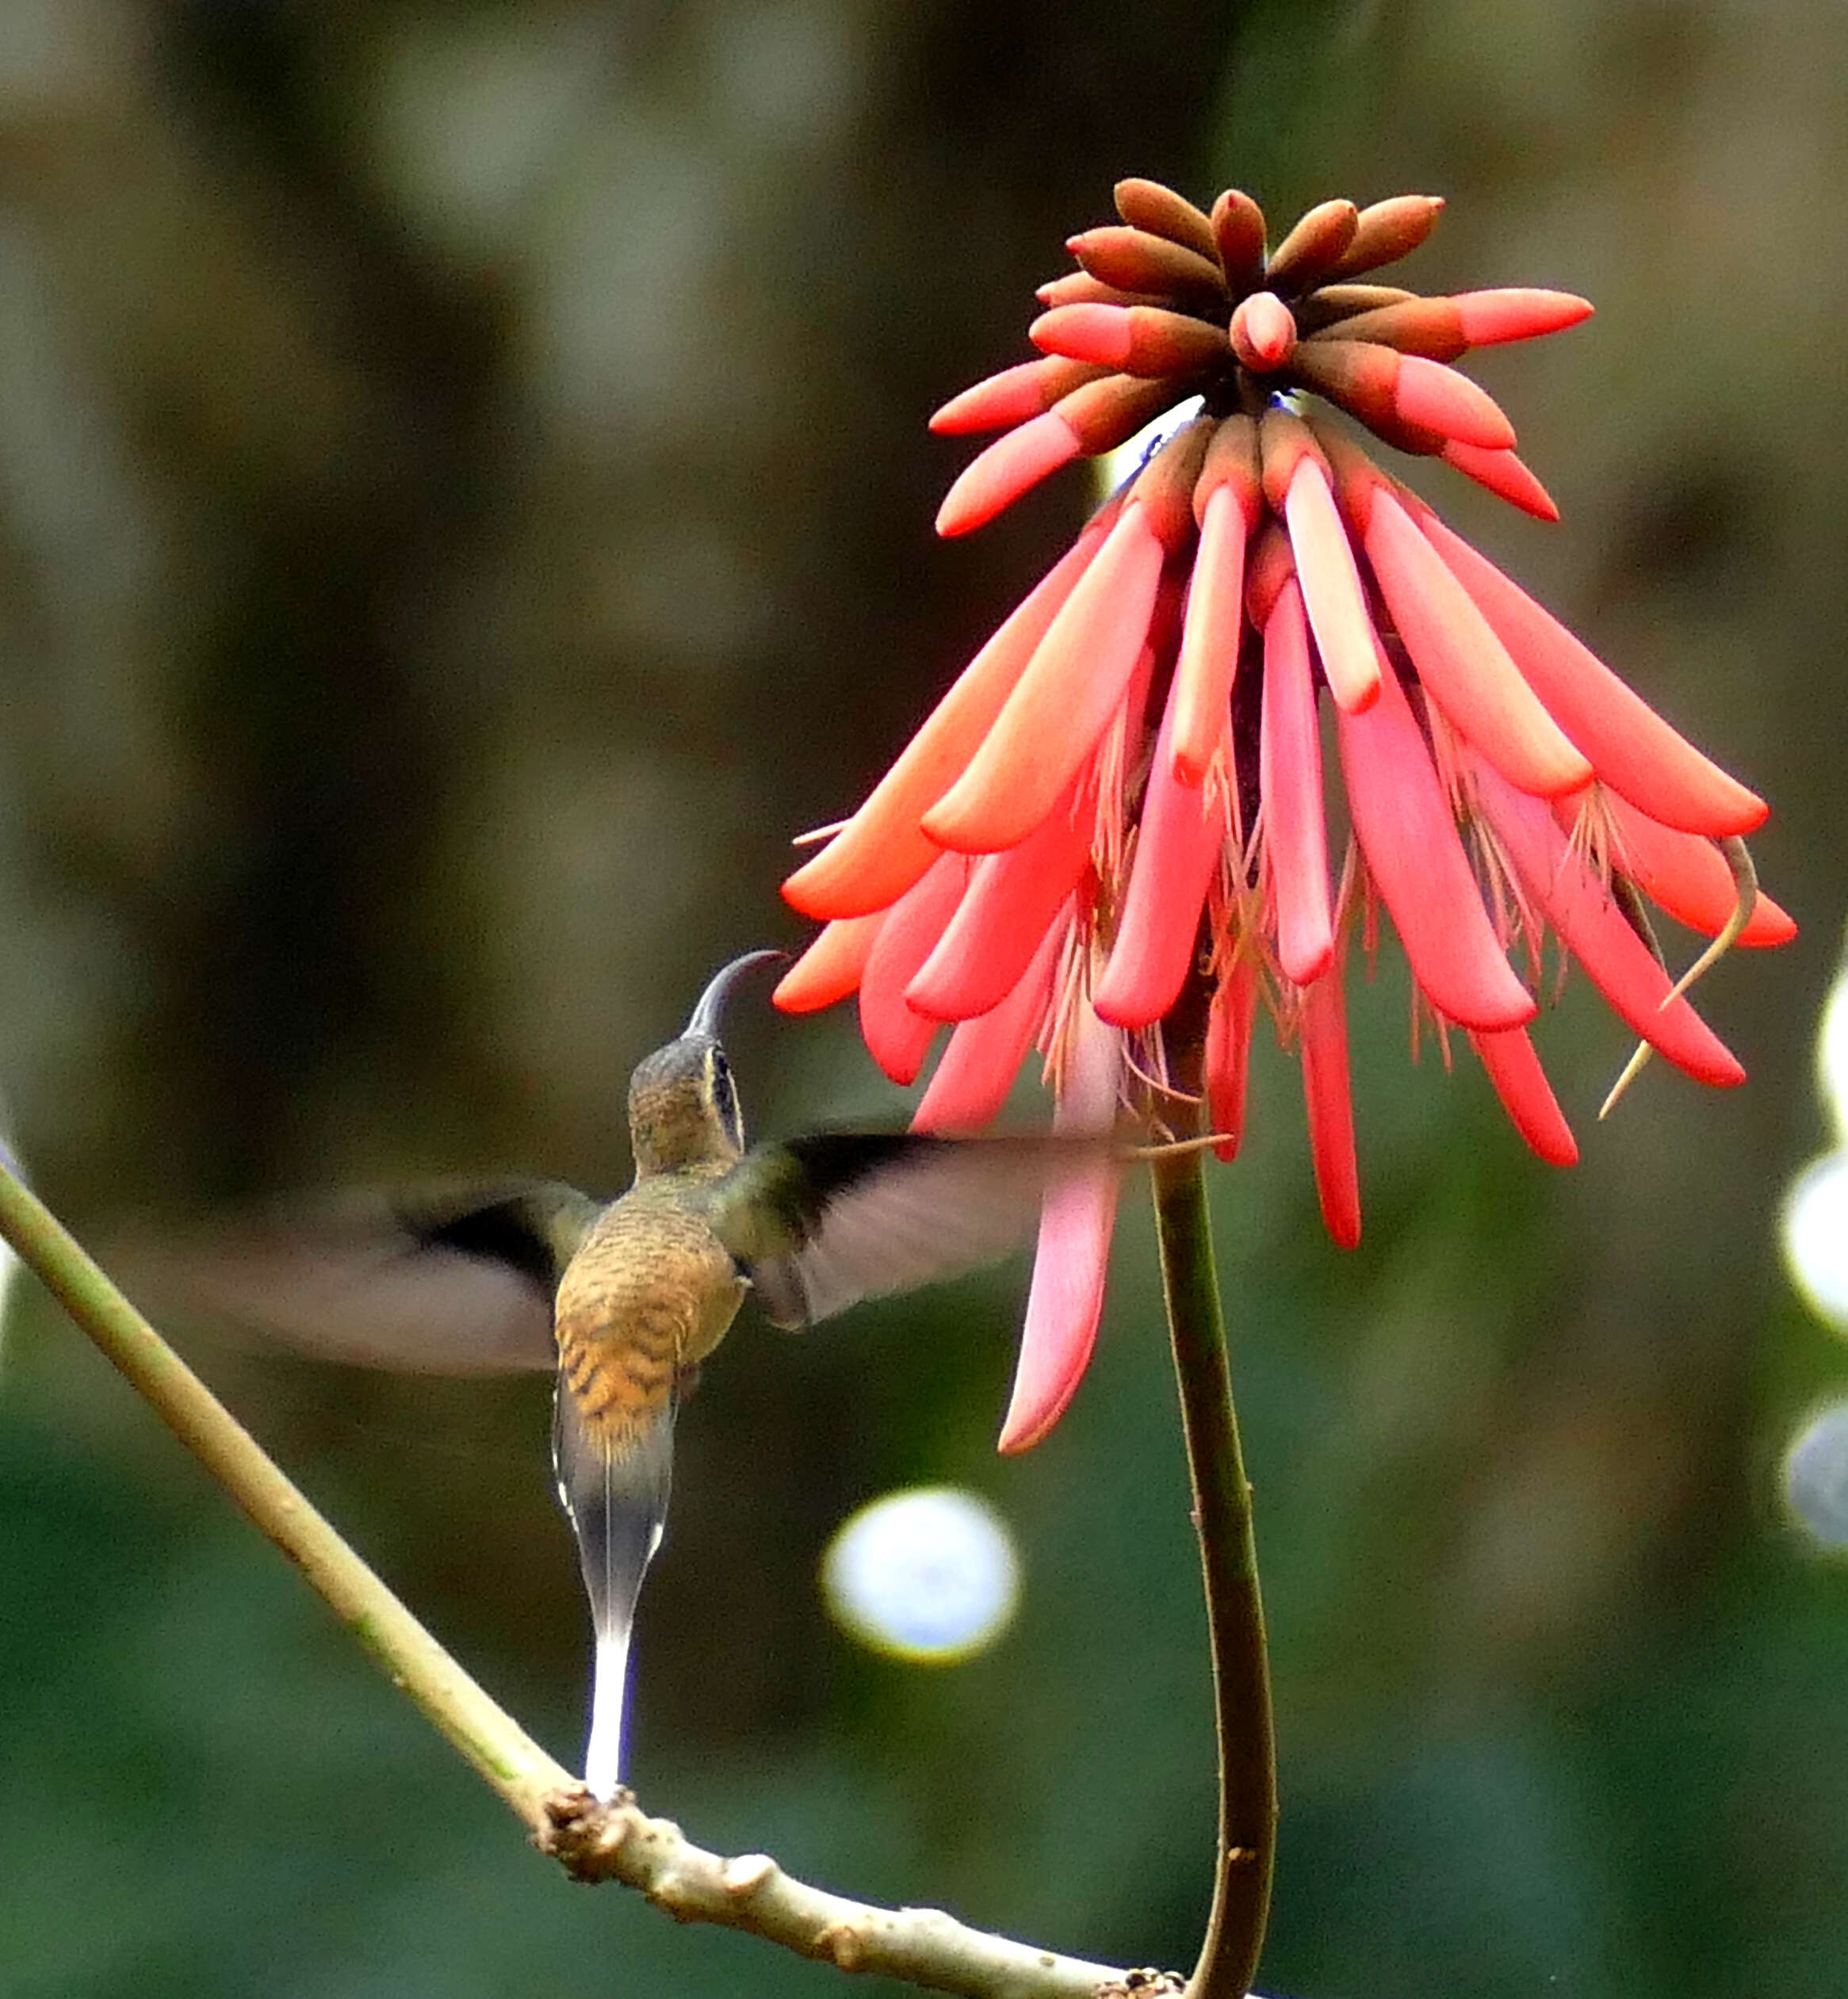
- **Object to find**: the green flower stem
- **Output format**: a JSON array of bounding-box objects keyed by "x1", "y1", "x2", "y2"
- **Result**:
[
  {"x1": 0, "y1": 1159, "x2": 1148, "y2": 1999},
  {"x1": 1150, "y1": 1141, "x2": 1276, "y2": 1999}
]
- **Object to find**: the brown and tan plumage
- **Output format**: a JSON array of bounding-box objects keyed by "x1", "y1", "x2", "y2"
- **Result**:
[{"x1": 163, "y1": 952, "x2": 1111, "y2": 1797}]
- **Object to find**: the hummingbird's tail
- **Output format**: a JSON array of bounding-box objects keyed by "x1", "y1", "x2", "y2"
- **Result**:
[{"x1": 553, "y1": 1386, "x2": 675, "y2": 1799}]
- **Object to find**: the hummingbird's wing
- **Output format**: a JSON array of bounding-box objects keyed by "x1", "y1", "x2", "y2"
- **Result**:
[
  {"x1": 553, "y1": 1382, "x2": 674, "y2": 1799},
  {"x1": 136, "y1": 1180, "x2": 602, "y2": 1374},
  {"x1": 704, "y1": 1132, "x2": 1109, "y2": 1328}
]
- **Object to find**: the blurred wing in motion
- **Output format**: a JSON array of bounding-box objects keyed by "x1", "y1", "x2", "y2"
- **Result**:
[
  {"x1": 132, "y1": 1180, "x2": 602, "y2": 1374},
  {"x1": 553, "y1": 1383, "x2": 675, "y2": 1798},
  {"x1": 707, "y1": 1133, "x2": 1112, "y2": 1328}
]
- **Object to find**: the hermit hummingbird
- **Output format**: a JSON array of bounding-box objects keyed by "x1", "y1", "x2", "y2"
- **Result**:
[{"x1": 165, "y1": 950, "x2": 1118, "y2": 1797}]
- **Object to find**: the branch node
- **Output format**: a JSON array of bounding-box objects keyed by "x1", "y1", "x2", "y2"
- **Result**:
[
  {"x1": 815, "y1": 1919, "x2": 871, "y2": 1970},
  {"x1": 722, "y1": 1852, "x2": 779, "y2": 1897},
  {"x1": 538, "y1": 1786, "x2": 636, "y2": 1881}
]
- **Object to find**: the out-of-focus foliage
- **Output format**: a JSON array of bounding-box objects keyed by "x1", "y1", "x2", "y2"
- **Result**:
[{"x1": 1, "y1": 3, "x2": 1846, "y2": 1997}]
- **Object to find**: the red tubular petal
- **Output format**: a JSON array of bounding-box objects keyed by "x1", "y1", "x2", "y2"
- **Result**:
[
  {"x1": 1207, "y1": 954, "x2": 1259, "y2": 1162},
  {"x1": 1362, "y1": 487, "x2": 1593, "y2": 797},
  {"x1": 1416, "y1": 510, "x2": 1766, "y2": 836},
  {"x1": 1452, "y1": 288, "x2": 1594, "y2": 345},
  {"x1": 1211, "y1": 189, "x2": 1268, "y2": 293},
  {"x1": 1299, "y1": 961, "x2": 1361, "y2": 1248},
  {"x1": 912, "y1": 919, "x2": 1064, "y2": 1133},
  {"x1": 856, "y1": 854, "x2": 968, "y2": 1084},
  {"x1": 1284, "y1": 456, "x2": 1383, "y2": 713},
  {"x1": 774, "y1": 913, "x2": 883, "y2": 1012},
  {"x1": 1471, "y1": 758, "x2": 1746, "y2": 1086},
  {"x1": 908, "y1": 772, "x2": 1093, "y2": 1019},
  {"x1": 784, "y1": 510, "x2": 1116, "y2": 919},
  {"x1": 1169, "y1": 483, "x2": 1249, "y2": 786},
  {"x1": 924, "y1": 500, "x2": 1164, "y2": 854},
  {"x1": 1230, "y1": 291, "x2": 1297, "y2": 370},
  {"x1": 998, "y1": 1002, "x2": 1123, "y2": 1454},
  {"x1": 1566, "y1": 791, "x2": 1796, "y2": 946},
  {"x1": 1471, "y1": 1026, "x2": 1578, "y2": 1164},
  {"x1": 1391, "y1": 354, "x2": 1517, "y2": 450},
  {"x1": 929, "y1": 357, "x2": 1108, "y2": 435},
  {"x1": 1094, "y1": 686, "x2": 1230, "y2": 1030},
  {"x1": 1261, "y1": 579, "x2": 1337, "y2": 986},
  {"x1": 1030, "y1": 303, "x2": 1134, "y2": 366},
  {"x1": 1336, "y1": 652, "x2": 1537, "y2": 1031},
  {"x1": 935, "y1": 411, "x2": 1083, "y2": 537},
  {"x1": 1438, "y1": 441, "x2": 1559, "y2": 522}
]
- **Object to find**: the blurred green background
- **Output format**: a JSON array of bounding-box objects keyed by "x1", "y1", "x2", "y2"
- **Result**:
[{"x1": 2, "y1": 2, "x2": 1846, "y2": 1994}]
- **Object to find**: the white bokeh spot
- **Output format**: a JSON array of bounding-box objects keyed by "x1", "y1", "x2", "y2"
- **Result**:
[
  {"x1": 1785, "y1": 1401, "x2": 1848, "y2": 1550},
  {"x1": 821, "y1": 1486, "x2": 1020, "y2": 1664}
]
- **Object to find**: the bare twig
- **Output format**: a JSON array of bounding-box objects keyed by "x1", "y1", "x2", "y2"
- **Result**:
[{"x1": 0, "y1": 1160, "x2": 1142, "y2": 1998}]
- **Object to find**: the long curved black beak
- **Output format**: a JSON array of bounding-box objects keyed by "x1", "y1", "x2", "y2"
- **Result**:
[{"x1": 683, "y1": 950, "x2": 787, "y2": 1042}]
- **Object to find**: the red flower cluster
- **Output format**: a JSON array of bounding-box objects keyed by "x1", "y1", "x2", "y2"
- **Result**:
[{"x1": 775, "y1": 180, "x2": 1791, "y2": 1449}]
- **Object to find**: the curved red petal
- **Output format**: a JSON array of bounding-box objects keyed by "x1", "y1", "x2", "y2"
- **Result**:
[
  {"x1": 912, "y1": 919, "x2": 1065, "y2": 1133},
  {"x1": 1363, "y1": 488, "x2": 1592, "y2": 797},
  {"x1": 1471, "y1": 758, "x2": 1746, "y2": 1087},
  {"x1": 924, "y1": 500, "x2": 1164, "y2": 854},
  {"x1": 908, "y1": 773, "x2": 1093, "y2": 1020},
  {"x1": 1471, "y1": 1026, "x2": 1578, "y2": 1164},
  {"x1": 1260, "y1": 579, "x2": 1336, "y2": 986},
  {"x1": 784, "y1": 509, "x2": 1116, "y2": 919},
  {"x1": 1336, "y1": 652, "x2": 1536, "y2": 1031},
  {"x1": 1392, "y1": 354, "x2": 1517, "y2": 450},
  {"x1": 855, "y1": 853, "x2": 968, "y2": 1084},
  {"x1": 1093, "y1": 682, "x2": 1230, "y2": 1030},
  {"x1": 1206, "y1": 955, "x2": 1259, "y2": 1162},
  {"x1": 1299, "y1": 961, "x2": 1361, "y2": 1248},
  {"x1": 935, "y1": 411, "x2": 1083, "y2": 538},
  {"x1": 1169, "y1": 482, "x2": 1249, "y2": 786},
  {"x1": 1562, "y1": 791, "x2": 1796, "y2": 947},
  {"x1": 774, "y1": 913, "x2": 883, "y2": 1013},
  {"x1": 1417, "y1": 510, "x2": 1767, "y2": 836},
  {"x1": 1438, "y1": 441, "x2": 1559, "y2": 522}
]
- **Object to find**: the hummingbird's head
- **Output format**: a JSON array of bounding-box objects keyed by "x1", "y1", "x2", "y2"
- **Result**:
[{"x1": 626, "y1": 952, "x2": 782, "y2": 1177}]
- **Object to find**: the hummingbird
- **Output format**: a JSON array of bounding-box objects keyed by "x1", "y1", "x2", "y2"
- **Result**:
[{"x1": 165, "y1": 951, "x2": 1118, "y2": 1797}]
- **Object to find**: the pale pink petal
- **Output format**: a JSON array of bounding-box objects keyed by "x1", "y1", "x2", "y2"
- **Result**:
[
  {"x1": 997, "y1": 1000, "x2": 1123, "y2": 1454},
  {"x1": 1284, "y1": 456, "x2": 1381, "y2": 713}
]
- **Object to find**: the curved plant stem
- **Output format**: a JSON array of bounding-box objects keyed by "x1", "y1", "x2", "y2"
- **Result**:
[
  {"x1": 1150, "y1": 1140, "x2": 1276, "y2": 1999},
  {"x1": 0, "y1": 1160, "x2": 1138, "y2": 1999}
]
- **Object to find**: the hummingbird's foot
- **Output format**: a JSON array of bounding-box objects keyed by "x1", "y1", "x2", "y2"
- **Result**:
[{"x1": 537, "y1": 1783, "x2": 637, "y2": 1881}]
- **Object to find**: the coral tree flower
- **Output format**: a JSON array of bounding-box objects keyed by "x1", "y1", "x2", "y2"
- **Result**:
[{"x1": 777, "y1": 179, "x2": 1792, "y2": 1451}]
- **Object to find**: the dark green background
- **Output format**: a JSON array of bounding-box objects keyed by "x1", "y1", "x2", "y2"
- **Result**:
[{"x1": 2, "y1": 3, "x2": 1845, "y2": 1994}]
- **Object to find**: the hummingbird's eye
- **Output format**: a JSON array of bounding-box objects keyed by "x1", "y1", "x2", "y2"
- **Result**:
[{"x1": 707, "y1": 1047, "x2": 742, "y2": 1147}]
